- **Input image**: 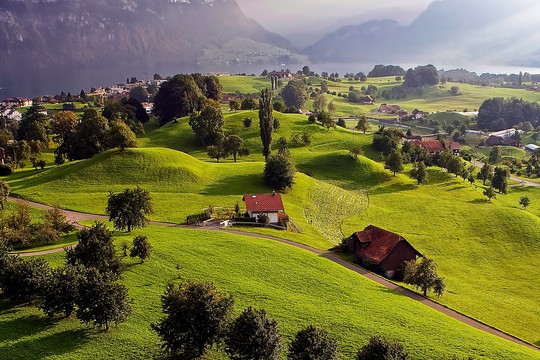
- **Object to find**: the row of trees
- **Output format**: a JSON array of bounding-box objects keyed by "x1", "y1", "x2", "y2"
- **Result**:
[
  {"x1": 54, "y1": 109, "x2": 137, "y2": 163},
  {"x1": 0, "y1": 222, "x2": 152, "y2": 330},
  {"x1": 0, "y1": 201, "x2": 74, "y2": 246},
  {"x1": 477, "y1": 97, "x2": 540, "y2": 131},
  {"x1": 152, "y1": 280, "x2": 410, "y2": 359},
  {"x1": 153, "y1": 74, "x2": 223, "y2": 125}
]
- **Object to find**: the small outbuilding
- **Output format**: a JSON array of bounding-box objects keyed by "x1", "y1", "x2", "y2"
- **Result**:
[
  {"x1": 243, "y1": 193, "x2": 285, "y2": 224},
  {"x1": 346, "y1": 225, "x2": 422, "y2": 278},
  {"x1": 525, "y1": 144, "x2": 540, "y2": 153}
]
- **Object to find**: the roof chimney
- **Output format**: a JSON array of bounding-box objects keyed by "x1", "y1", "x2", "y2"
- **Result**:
[{"x1": 272, "y1": 191, "x2": 276, "y2": 196}]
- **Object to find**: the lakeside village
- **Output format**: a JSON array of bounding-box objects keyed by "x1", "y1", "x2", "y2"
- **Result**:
[{"x1": 2, "y1": 68, "x2": 539, "y2": 166}]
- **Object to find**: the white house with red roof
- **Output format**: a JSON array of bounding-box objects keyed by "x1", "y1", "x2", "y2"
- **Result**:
[{"x1": 242, "y1": 193, "x2": 285, "y2": 224}]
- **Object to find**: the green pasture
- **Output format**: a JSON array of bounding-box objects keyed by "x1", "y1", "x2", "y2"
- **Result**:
[{"x1": 1, "y1": 227, "x2": 538, "y2": 359}]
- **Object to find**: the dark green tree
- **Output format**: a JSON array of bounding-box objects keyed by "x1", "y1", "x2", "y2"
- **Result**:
[
  {"x1": 263, "y1": 154, "x2": 296, "y2": 190},
  {"x1": 355, "y1": 116, "x2": 369, "y2": 133},
  {"x1": 0, "y1": 256, "x2": 50, "y2": 303},
  {"x1": 385, "y1": 149, "x2": 404, "y2": 176},
  {"x1": 76, "y1": 267, "x2": 131, "y2": 331},
  {"x1": 189, "y1": 105, "x2": 224, "y2": 146},
  {"x1": 319, "y1": 111, "x2": 335, "y2": 131},
  {"x1": 225, "y1": 307, "x2": 283, "y2": 360},
  {"x1": 130, "y1": 235, "x2": 152, "y2": 263},
  {"x1": 477, "y1": 164, "x2": 494, "y2": 185},
  {"x1": 17, "y1": 105, "x2": 50, "y2": 146},
  {"x1": 224, "y1": 135, "x2": 246, "y2": 162},
  {"x1": 129, "y1": 86, "x2": 149, "y2": 102},
  {"x1": 243, "y1": 117, "x2": 253, "y2": 128},
  {"x1": 106, "y1": 187, "x2": 154, "y2": 232},
  {"x1": 403, "y1": 257, "x2": 445, "y2": 297},
  {"x1": 108, "y1": 120, "x2": 137, "y2": 151},
  {"x1": 288, "y1": 325, "x2": 339, "y2": 360},
  {"x1": 519, "y1": 196, "x2": 531, "y2": 209},
  {"x1": 152, "y1": 281, "x2": 234, "y2": 359},
  {"x1": 410, "y1": 161, "x2": 428, "y2": 185},
  {"x1": 40, "y1": 265, "x2": 81, "y2": 318},
  {"x1": 484, "y1": 187, "x2": 497, "y2": 201},
  {"x1": 489, "y1": 146, "x2": 501, "y2": 164},
  {"x1": 153, "y1": 74, "x2": 203, "y2": 125},
  {"x1": 66, "y1": 222, "x2": 120, "y2": 274},
  {"x1": 491, "y1": 167, "x2": 509, "y2": 194},
  {"x1": 207, "y1": 143, "x2": 228, "y2": 163},
  {"x1": 281, "y1": 80, "x2": 307, "y2": 109},
  {"x1": 356, "y1": 336, "x2": 408, "y2": 360},
  {"x1": 67, "y1": 109, "x2": 110, "y2": 160},
  {"x1": 259, "y1": 89, "x2": 274, "y2": 161}
]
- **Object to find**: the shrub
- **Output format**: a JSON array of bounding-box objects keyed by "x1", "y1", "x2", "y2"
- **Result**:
[
  {"x1": 356, "y1": 336, "x2": 408, "y2": 360},
  {"x1": 0, "y1": 164, "x2": 13, "y2": 176},
  {"x1": 288, "y1": 325, "x2": 339, "y2": 360},
  {"x1": 308, "y1": 115, "x2": 316, "y2": 124},
  {"x1": 263, "y1": 154, "x2": 296, "y2": 190},
  {"x1": 243, "y1": 117, "x2": 253, "y2": 128},
  {"x1": 258, "y1": 214, "x2": 270, "y2": 224}
]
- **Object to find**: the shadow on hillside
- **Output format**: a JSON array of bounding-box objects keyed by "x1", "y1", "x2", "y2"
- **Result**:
[
  {"x1": 0, "y1": 315, "x2": 54, "y2": 342},
  {"x1": 1, "y1": 328, "x2": 90, "y2": 359},
  {"x1": 370, "y1": 183, "x2": 417, "y2": 195},
  {"x1": 203, "y1": 173, "x2": 267, "y2": 195},
  {"x1": 469, "y1": 198, "x2": 488, "y2": 204}
]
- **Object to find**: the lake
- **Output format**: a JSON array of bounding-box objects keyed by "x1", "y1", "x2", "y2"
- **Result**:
[{"x1": 2, "y1": 61, "x2": 540, "y2": 99}]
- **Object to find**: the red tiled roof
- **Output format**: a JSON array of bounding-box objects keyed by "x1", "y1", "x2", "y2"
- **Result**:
[
  {"x1": 243, "y1": 194, "x2": 284, "y2": 212},
  {"x1": 450, "y1": 142, "x2": 461, "y2": 150},
  {"x1": 413, "y1": 139, "x2": 445, "y2": 153},
  {"x1": 352, "y1": 225, "x2": 421, "y2": 264}
]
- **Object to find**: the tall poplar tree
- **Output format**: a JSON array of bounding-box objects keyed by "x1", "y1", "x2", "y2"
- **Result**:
[{"x1": 259, "y1": 88, "x2": 274, "y2": 161}]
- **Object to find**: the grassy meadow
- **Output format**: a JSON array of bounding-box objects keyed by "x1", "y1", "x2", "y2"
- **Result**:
[
  {"x1": 1, "y1": 227, "x2": 538, "y2": 360},
  {"x1": 3, "y1": 77, "x2": 540, "y2": 356}
]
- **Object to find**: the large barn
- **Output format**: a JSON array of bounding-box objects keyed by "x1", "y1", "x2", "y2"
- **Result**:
[{"x1": 346, "y1": 225, "x2": 422, "y2": 278}]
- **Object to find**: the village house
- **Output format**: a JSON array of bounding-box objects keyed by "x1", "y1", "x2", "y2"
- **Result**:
[
  {"x1": 484, "y1": 128, "x2": 522, "y2": 147},
  {"x1": 0, "y1": 108, "x2": 22, "y2": 122},
  {"x1": 267, "y1": 70, "x2": 293, "y2": 79},
  {"x1": 1, "y1": 97, "x2": 32, "y2": 108},
  {"x1": 242, "y1": 193, "x2": 286, "y2": 224},
  {"x1": 411, "y1": 139, "x2": 460, "y2": 155},
  {"x1": 345, "y1": 225, "x2": 423, "y2": 278},
  {"x1": 377, "y1": 104, "x2": 401, "y2": 114},
  {"x1": 361, "y1": 95, "x2": 375, "y2": 105},
  {"x1": 412, "y1": 109, "x2": 429, "y2": 120}
]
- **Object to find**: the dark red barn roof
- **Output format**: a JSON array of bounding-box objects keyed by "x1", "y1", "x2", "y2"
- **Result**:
[
  {"x1": 243, "y1": 193, "x2": 284, "y2": 212},
  {"x1": 350, "y1": 225, "x2": 422, "y2": 265},
  {"x1": 412, "y1": 139, "x2": 445, "y2": 153}
]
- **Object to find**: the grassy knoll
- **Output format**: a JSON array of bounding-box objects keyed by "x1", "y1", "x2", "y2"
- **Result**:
[
  {"x1": 343, "y1": 168, "x2": 540, "y2": 344},
  {"x1": 1, "y1": 226, "x2": 538, "y2": 359},
  {"x1": 219, "y1": 75, "x2": 272, "y2": 94}
]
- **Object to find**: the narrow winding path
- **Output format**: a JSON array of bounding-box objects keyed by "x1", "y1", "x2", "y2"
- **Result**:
[{"x1": 7, "y1": 196, "x2": 538, "y2": 352}]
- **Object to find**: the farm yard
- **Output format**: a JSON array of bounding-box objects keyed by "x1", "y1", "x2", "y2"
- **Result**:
[{"x1": 2, "y1": 72, "x2": 540, "y2": 359}]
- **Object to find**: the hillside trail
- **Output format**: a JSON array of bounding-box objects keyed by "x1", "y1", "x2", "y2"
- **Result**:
[{"x1": 7, "y1": 196, "x2": 539, "y2": 352}]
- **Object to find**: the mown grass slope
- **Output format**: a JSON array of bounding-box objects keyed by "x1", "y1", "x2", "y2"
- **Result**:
[{"x1": 1, "y1": 227, "x2": 538, "y2": 359}]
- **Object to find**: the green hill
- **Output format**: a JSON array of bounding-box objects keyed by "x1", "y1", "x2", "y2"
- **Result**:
[{"x1": 1, "y1": 227, "x2": 537, "y2": 359}]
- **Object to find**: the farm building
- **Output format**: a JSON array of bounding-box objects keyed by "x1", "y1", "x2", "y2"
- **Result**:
[
  {"x1": 377, "y1": 104, "x2": 401, "y2": 114},
  {"x1": 485, "y1": 128, "x2": 522, "y2": 147},
  {"x1": 361, "y1": 95, "x2": 375, "y2": 105},
  {"x1": 525, "y1": 144, "x2": 540, "y2": 152},
  {"x1": 411, "y1": 139, "x2": 460, "y2": 155},
  {"x1": 243, "y1": 193, "x2": 286, "y2": 224},
  {"x1": 346, "y1": 225, "x2": 423, "y2": 278},
  {"x1": 0, "y1": 147, "x2": 5, "y2": 165}
]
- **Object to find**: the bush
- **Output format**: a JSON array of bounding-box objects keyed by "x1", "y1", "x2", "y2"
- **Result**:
[
  {"x1": 258, "y1": 214, "x2": 270, "y2": 224},
  {"x1": 0, "y1": 164, "x2": 13, "y2": 176},
  {"x1": 337, "y1": 118, "x2": 347, "y2": 128},
  {"x1": 308, "y1": 115, "x2": 316, "y2": 124},
  {"x1": 356, "y1": 336, "x2": 408, "y2": 360},
  {"x1": 185, "y1": 213, "x2": 211, "y2": 225},
  {"x1": 243, "y1": 117, "x2": 253, "y2": 128},
  {"x1": 288, "y1": 325, "x2": 339, "y2": 360}
]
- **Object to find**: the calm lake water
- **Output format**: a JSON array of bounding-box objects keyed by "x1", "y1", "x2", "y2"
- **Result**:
[{"x1": 2, "y1": 62, "x2": 540, "y2": 99}]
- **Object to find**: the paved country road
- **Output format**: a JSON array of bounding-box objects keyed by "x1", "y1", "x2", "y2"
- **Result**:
[
  {"x1": 7, "y1": 196, "x2": 539, "y2": 352},
  {"x1": 470, "y1": 159, "x2": 540, "y2": 188}
]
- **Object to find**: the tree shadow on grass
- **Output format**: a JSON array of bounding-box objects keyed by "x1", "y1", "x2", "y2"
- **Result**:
[
  {"x1": 469, "y1": 198, "x2": 489, "y2": 204},
  {"x1": 369, "y1": 183, "x2": 417, "y2": 195},
  {"x1": 0, "y1": 315, "x2": 55, "y2": 342},
  {"x1": 1, "y1": 328, "x2": 90, "y2": 359},
  {"x1": 202, "y1": 173, "x2": 267, "y2": 196}
]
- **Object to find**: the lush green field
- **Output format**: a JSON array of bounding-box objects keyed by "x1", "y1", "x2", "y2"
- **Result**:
[
  {"x1": 4, "y1": 107, "x2": 540, "y2": 348},
  {"x1": 1, "y1": 227, "x2": 538, "y2": 359},
  {"x1": 219, "y1": 75, "x2": 273, "y2": 94}
]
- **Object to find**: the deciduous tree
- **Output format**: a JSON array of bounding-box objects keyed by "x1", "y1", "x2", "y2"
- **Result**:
[
  {"x1": 263, "y1": 154, "x2": 296, "y2": 190},
  {"x1": 385, "y1": 149, "x2": 404, "y2": 176},
  {"x1": 40, "y1": 265, "x2": 81, "y2": 318},
  {"x1": 106, "y1": 187, "x2": 153, "y2": 232},
  {"x1": 224, "y1": 135, "x2": 246, "y2": 162},
  {"x1": 356, "y1": 336, "x2": 408, "y2": 360},
  {"x1": 355, "y1": 116, "x2": 369, "y2": 134},
  {"x1": 152, "y1": 281, "x2": 234, "y2": 359},
  {"x1": 484, "y1": 187, "x2": 497, "y2": 201},
  {"x1": 108, "y1": 120, "x2": 137, "y2": 151},
  {"x1": 130, "y1": 235, "x2": 152, "y2": 263},
  {"x1": 477, "y1": 164, "x2": 494, "y2": 185},
  {"x1": 188, "y1": 105, "x2": 224, "y2": 146},
  {"x1": 403, "y1": 257, "x2": 445, "y2": 297},
  {"x1": 491, "y1": 167, "x2": 509, "y2": 194},
  {"x1": 410, "y1": 161, "x2": 428, "y2": 185},
  {"x1": 288, "y1": 325, "x2": 338, "y2": 360},
  {"x1": 520, "y1": 196, "x2": 531, "y2": 209},
  {"x1": 225, "y1": 307, "x2": 283, "y2": 360}
]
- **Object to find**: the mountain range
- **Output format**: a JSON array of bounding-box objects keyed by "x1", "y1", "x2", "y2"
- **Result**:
[{"x1": 303, "y1": 0, "x2": 540, "y2": 67}]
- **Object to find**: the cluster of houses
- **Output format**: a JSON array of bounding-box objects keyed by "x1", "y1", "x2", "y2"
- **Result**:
[{"x1": 0, "y1": 97, "x2": 31, "y2": 123}]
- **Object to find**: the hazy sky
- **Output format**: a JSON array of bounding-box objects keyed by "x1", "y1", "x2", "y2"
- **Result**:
[{"x1": 236, "y1": 0, "x2": 435, "y2": 33}]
